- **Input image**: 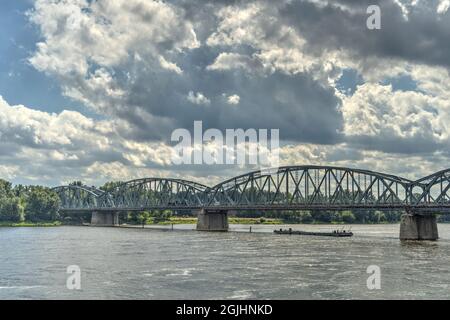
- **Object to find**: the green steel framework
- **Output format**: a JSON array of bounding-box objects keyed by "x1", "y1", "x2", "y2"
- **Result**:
[{"x1": 52, "y1": 166, "x2": 450, "y2": 213}]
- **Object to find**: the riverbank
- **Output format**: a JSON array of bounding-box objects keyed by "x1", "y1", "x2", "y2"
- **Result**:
[
  {"x1": 0, "y1": 221, "x2": 62, "y2": 227},
  {"x1": 0, "y1": 217, "x2": 284, "y2": 227},
  {"x1": 1, "y1": 217, "x2": 447, "y2": 227},
  {"x1": 144, "y1": 217, "x2": 406, "y2": 225},
  {"x1": 0, "y1": 219, "x2": 377, "y2": 227},
  {"x1": 148, "y1": 217, "x2": 284, "y2": 225}
]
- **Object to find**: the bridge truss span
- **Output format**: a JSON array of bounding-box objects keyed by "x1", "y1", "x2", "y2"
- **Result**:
[
  {"x1": 408, "y1": 169, "x2": 450, "y2": 208},
  {"x1": 52, "y1": 185, "x2": 107, "y2": 211},
  {"x1": 52, "y1": 166, "x2": 450, "y2": 212},
  {"x1": 96, "y1": 178, "x2": 209, "y2": 210},
  {"x1": 51, "y1": 166, "x2": 450, "y2": 240},
  {"x1": 205, "y1": 166, "x2": 413, "y2": 210}
]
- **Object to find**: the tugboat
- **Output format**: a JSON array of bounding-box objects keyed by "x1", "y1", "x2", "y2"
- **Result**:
[{"x1": 274, "y1": 227, "x2": 353, "y2": 237}]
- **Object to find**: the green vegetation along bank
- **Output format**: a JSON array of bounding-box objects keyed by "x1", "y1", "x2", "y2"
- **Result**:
[{"x1": 0, "y1": 179, "x2": 59, "y2": 225}]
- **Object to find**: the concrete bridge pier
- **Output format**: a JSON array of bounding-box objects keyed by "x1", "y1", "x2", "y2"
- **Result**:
[
  {"x1": 196, "y1": 209, "x2": 229, "y2": 231},
  {"x1": 91, "y1": 211, "x2": 119, "y2": 227},
  {"x1": 400, "y1": 213, "x2": 438, "y2": 240}
]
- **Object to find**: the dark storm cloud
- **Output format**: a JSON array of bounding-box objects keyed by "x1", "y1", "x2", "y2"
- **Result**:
[
  {"x1": 347, "y1": 134, "x2": 445, "y2": 155},
  {"x1": 120, "y1": 50, "x2": 344, "y2": 144},
  {"x1": 103, "y1": 0, "x2": 450, "y2": 151},
  {"x1": 279, "y1": 0, "x2": 450, "y2": 68},
  {"x1": 25, "y1": 0, "x2": 347, "y2": 146}
]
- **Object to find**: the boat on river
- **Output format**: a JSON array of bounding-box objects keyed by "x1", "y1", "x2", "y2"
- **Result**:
[{"x1": 274, "y1": 228, "x2": 353, "y2": 237}]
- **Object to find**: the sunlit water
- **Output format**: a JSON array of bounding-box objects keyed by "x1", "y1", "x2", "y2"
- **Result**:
[{"x1": 0, "y1": 224, "x2": 449, "y2": 299}]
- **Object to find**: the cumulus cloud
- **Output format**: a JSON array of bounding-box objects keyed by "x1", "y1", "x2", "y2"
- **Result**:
[
  {"x1": 187, "y1": 91, "x2": 211, "y2": 106},
  {"x1": 437, "y1": 0, "x2": 450, "y2": 14},
  {"x1": 0, "y1": 95, "x2": 110, "y2": 149},
  {"x1": 206, "y1": 2, "x2": 317, "y2": 76},
  {"x1": 28, "y1": 0, "x2": 199, "y2": 117},
  {"x1": 226, "y1": 94, "x2": 240, "y2": 105},
  {"x1": 341, "y1": 83, "x2": 450, "y2": 153},
  {"x1": 29, "y1": 0, "x2": 199, "y2": 74},
  {"x1": 207, "y1": 53, "x2": 264, "y2": 73},
  {"x1": 0, "y1": 95, "x2": 191, "y2": 185}
]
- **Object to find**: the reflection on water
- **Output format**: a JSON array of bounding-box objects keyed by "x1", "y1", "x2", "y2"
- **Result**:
[{"x1": 0, "y1": 224, "x2": 449, "y2": 299}]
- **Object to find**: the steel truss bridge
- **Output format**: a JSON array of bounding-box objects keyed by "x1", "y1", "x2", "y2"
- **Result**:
[{"x1": 53, "y1": 166, "x2": 450, "y2": 214}]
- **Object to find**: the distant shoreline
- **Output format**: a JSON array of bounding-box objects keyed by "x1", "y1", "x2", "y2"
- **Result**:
[
  {"x1": 1, "y1": 217, "x2": 448, "y2": 227},
  {"x1": 0, "y1": 218, "x2": 400, "y2": 227},
  {"x1": 0, "y1": 221, "x2": 62, "y2": 227}
]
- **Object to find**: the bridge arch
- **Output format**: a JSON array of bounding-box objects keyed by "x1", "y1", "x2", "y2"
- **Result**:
[
  {"x1": 96, "y1": 178, "x2": 209, "y2": 210},
  {"x1": 205, "y1": 165, "x2": 412, "y2": 209},
  {"x1": 409, "y1": 168, "x2": 450, "y2": 206},
  {"x1": 52, "y1": 185, "x2": 106, "y2": 210}
]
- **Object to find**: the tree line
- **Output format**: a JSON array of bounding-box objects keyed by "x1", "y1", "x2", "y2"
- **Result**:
[
  {"x1": 1, "y1": 178, "x2": 449, "y2": 224},
  {"x1": 0, "y1": 179, "x2": 60, "y2": 222},
  {"x1": 233, "y1": 209, "x2": 404, "y2": 224}
]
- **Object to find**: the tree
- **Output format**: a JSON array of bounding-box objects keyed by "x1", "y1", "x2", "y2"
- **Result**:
[
  {"x1": 138, "y1": 211, "x2": 150, "y2": 226},
  {"x1": 0, "y1": 197, "x2": 24, "y2": 222},
  {"x1": 100, "y1": 181, "x2": 123, "y2": 193},
  {"x1": 341, "y1": 211, "x2": 356, "y2": 223},
  {"x1": 151, "y1": 210, "x2": 172, "y2": 223},
  {"x1": 384, "y1": 210, "x2": 402, "y2": 222},
  {"x1": 311, "y1": 210, "x2": 332, "y2": 223},
  {"x1": 0, "y1": 179, "x2": 13, "y2": 198},
  {"x1": 299, "y1": 211, "x2": 313, "y2": 223},
  {"x1": 24, "y1": 187, "x2": 60, "y2": 222},
  {"x1": 372, "y1": 211, "x2": 386, "y2": 223},
  {"x1": 0, "y1": 179, "x2": 24, "y2": 222}
]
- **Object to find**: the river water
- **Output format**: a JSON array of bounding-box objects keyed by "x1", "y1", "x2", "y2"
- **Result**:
[{"x1": 0, "y1": 224, "x2": 449, "y2": 299}]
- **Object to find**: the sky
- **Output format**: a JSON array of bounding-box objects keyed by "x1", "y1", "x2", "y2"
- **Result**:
[{"x1": 1, "y1": 0, "x2": 450, "y2": 187}]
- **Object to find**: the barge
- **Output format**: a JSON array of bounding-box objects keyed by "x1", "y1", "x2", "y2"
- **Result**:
[{"x1": 274, "y1": 228, "x2": 353, "y2": 237}]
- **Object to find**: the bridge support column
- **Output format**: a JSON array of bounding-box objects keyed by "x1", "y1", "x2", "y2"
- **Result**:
[
  {"x1": 400, "y1": 213, "x2": 438, "y2": 241},
  {"x1": 91, "y1": 211, "x2": 119, "y2": 227},
  {"x1": 196, "y1": 209, "x2": 229, "y2": 232}
]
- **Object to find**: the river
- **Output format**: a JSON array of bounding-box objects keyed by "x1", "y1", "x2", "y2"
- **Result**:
[{"x1": 0, "y1": 224, "x2": 449, "y2": 299}]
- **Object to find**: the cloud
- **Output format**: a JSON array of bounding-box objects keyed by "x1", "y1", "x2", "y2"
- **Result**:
[
  {"x1": 437, "y1": 0, "x2": 450, "y2": 14},
  {"x1": 0, "y1": 95, "x2": 108, "y2": 149},
  {"x1": 279, "y1": 0, "x2": 450, "y2": 69},
  {"x1": 206, "y1": 2, "x2": 317, "y2": 76},
  {"x1": 159, "y1": 56, "x2": 183, "y2": 74},
  {"x1": 29, "y1": 0, "x2": 199, "y2": 75},
  {"x1": 341, "y1": 82, "x2": 450, "y2": 154},
  {"x1": 226, "y1": 94, "x2": 240, "y2": 105},
  {"x1": 0, "y1": 95, "x2": 184, "y2": 185},
  {"x1": 207, "y1": 52, "x2": 264, "y2": 73},
  {"x1": 27, "y1": 0, "x2": 199, "y2": 117},
  {"x1": 1, "y1": 93, "x2": 450, "y2": 186},
  {"x1": 26, "y1": 0, "x2": 344, "y2": 144},
  {"x1": 187, "y1": 91, "x2": 211, "y2": 105},
  {"x1": 1, "y1": 0, "x2": 448, "y2": 186}
]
